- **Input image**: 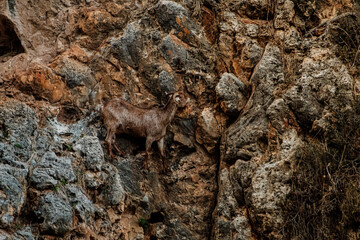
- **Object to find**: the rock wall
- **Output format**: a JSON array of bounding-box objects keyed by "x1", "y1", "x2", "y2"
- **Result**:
[{"x1": 1, "y1": 0, "x2": 360, "y2": 239}]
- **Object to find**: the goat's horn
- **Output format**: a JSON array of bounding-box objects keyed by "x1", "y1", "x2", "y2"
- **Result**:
[{"x1": 165, "y1": 91, "x2": 177, "y2": 96}]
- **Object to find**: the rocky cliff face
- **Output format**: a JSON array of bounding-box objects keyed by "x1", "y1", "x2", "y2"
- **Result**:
[{"x1": 1, "y1": 0, "x2": 360, "y2": 239}]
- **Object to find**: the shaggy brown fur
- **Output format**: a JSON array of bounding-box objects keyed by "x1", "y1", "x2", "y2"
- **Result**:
[{"x1": 102, "y1": 92, "x2": 187, "y2": 171}]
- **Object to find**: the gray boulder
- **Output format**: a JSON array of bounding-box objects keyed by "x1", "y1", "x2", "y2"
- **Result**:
[
  {"x1": 66, "y1": 185, "x2": 95, "y2": 223},
  {"x1": 101, "y1": 164, "x2": 125, "y2": 206},
  {"x1": 74, "y1": 136, "x2": 104, "y2": 171},
  {"x1": 159, "y1": 70, "x2": 178, "y2": 93},
  {"x1": 14, "y1": 227, "x2": 35, "y2": 240},
  {"x1": 30, "y1": 152, "x2": 76, "y2": 189},
  {"x1": 0, "y1": 101, "x2": 37, "y2": 161},
  {"x1": 110, "y1": 22, "x2": 143, "y2": 69},
  {"x1": 35, "y1": 193, "x2": 73, "y2": 235},
  {"x1": 52, "y1": 56, "x2": 96, "y2": 89},
  {"x1": 216, "y1": 73, "x2": 248, "y2": 115},
  {"x1": 0, "y1": 143, "x2": 28, "y2": 170},
  {"x1": 155, "y1": 0, "x2": 189, "y2": 33},
  {"x1": 0, "y1": 166, "x2": 27, "y2": 227}
]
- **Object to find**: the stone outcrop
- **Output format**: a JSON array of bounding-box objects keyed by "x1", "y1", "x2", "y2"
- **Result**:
[{"x1": 0, "y1": 0, "x2": 359, "y2": 239}]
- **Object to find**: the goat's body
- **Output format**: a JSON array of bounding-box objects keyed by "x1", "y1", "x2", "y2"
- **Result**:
[
  {"x1": 102, "y1": 93, "x2": 184, "y2": 171},
  {"x1": 103, "y1": 99, "x2": 169, "y2": 139}
]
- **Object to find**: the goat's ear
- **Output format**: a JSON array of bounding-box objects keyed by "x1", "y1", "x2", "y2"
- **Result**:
[{"x1": 174, "y1": 95, "x2": 181, "y2": 103}]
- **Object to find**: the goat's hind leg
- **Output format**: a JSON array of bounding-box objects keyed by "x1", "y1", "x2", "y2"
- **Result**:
[
  {"x1": 112, "y1": 134, "x2": 125, "y2": 156},
  {"x1": 112, "y1": 125, "x2": 125, "y2": 156}
]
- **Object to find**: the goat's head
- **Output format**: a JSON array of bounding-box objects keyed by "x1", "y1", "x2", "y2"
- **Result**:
[{"x1": 169, "y1": 91, "x2": 188, "y2": 108}]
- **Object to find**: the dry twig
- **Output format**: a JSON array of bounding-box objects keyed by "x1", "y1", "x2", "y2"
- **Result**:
[{"x1": 304, "y1": 12, "x2": 356, "y2": 38}]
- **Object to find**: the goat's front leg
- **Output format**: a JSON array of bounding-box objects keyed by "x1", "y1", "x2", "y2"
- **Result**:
[
  {"x1": 157, "y1": 138, "x2": 168, "y2": 172},
  {"x1": 145, "y1": 137, "x2": 154, "y2": 170},
  {"x1": 105, "y1": 128, "x2": 116, "y2": 159}
]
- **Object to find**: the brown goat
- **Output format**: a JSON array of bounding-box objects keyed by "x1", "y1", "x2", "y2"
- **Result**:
[{"x1": 102, "y1": 91, "x2": 187, "y2": 170}]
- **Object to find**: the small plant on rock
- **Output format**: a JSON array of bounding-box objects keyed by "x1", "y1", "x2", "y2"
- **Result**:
[
  {"x1": 52, "y1": 184, "x2": 60, "y2": 192},
  {"x1": 139, "y1": 217, "x2": 149, "y2": 231},
  {"x1": 14, "y1": 143, "x2": 22, "y2": 149},
  {"x1": 64, "y1": 143, "x2": 73, "y2": 151}
]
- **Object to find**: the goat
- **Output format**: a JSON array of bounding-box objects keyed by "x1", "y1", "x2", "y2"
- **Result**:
[{"x1": 102, "y1": 91, "x2": 187, "y2": 171}]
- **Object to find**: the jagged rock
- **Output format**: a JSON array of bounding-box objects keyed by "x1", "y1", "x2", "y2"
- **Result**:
[
  {"x1": 16, "y1": 67, "x2": 67, "y2": 103},
  {"x1": 248, "y1": 159, "x2": 291, "y2": 234},
  {"x1": 195, "y1": 108, "x2": 220, "y2": 153},
  {"x1": 154, "y1": 0, "x2": 189, "y2": 32},
  {"x1": 159, "y1": 70, "x2": 178, "y2": 93},
  {"x1": 78, "y1": 9, "x2": 126, "y2": 36},
  {"x1": 167, "y1": 150, "x2": 217, "y2": 239},
  {"x1": 228, "y1": 0, "x2": 275, "y2": 20},
  {"x1": 216, "y1": 73, "x2": 248, "y2": 115},
  {"x1": 66, "y1": 185, "x2": 95, "y2": 223},
  {"x1": 218, "y1": 43, "x2": 287, "y2": 238},
  {"x1": 104, "y1": 172, "x2": 125, "y2": 206},
  {"x1": 247, "y1": 129, "x2": 302, "y2": 238},
  {"x1": 0, "y1": 143, "x2": 28, "y2": 170},
  {"x1": 30, "y1": 151, "x2": 76, "y2": 190},
  {"x1": 14, "y1": 227, "x2": 35, "y2": 240},
  {"x1": 0, "y1": 101, "x2": 37, "y2": 161},
  {"x1": 240, "y1": 40, "x2": 264, "y2": 69},
  {"x1": 223, "y1": 108, "x2": 269, "y2": 163},
  {"x1": 231, "y1": 216, "x2": 252, "y2": 240},
  {"x1": 0, "y1": 101, "x2": 38, "y2": 138},
  {"x1": 0, "y1": 136, "x2": 28, "y2": 228},
  {"x1": 285, "y1": 85, "x2": 322, "y2": 129},
  {"x1": 266, "y1": 98, "x2": 295, "y2": 133},
  {"x1": 35, "y1": 193, "x2": 73, "y2": 235},
  {"x1": 245, "y1": 24, "x2": 259, "y2": 38},
  {"x1": 171, "y1": 117, "x2": 196, "y2": 150},
  {"x1": 51, "y1": 56, "x2": 95, "y2": 89},
  {"x1": 285, "y1": 47, "x2": 353, "y2": 131},
  {"x1": 284, "y1": 27, "x2": 301, "y2": 51},
  {"x1": 33, "y1": 129, "x2": 53, "y2": 153},
  {"x1": 274, "y1": 0, "x2": 295, "y2": 29},
  {"x1": 100, "y1": 164, "x2": 125, "y2": 206},
  {"x1": 154, "y1": 0, "x2": 203, "y2": 47},
  {"x1": 110, "y1": 22, "x2": 143, "y2": 69},
  {"x1": 0, "y1": 166, "x2": 27, "y2": 227},
  {"x1": 160, "y1": 34, "x2": 192, "y2": 71},
  {"x1": 113, "y1": 157, "x2": 142, "y2": 196},
  {"x1": 74, "y1": 136, "x2": 104, "y2": 171},
  {"x1": 220, "y1": 12, "x2": 244, "y2": 34},
  {"x1": 217, "y1": 169, "x2": 238, "y2": 219},
  {"x1": 212, "y1": 168, "x2": 238, "y2": 239},
  {"x1": 0, "y1": 230, "x2": 11, "y2": 240},
  {"x1": 251, "y1": 44, "x2": 285, "y2": 105}
]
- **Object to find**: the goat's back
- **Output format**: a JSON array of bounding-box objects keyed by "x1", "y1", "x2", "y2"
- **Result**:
[{"x1": 102, "y1": 98, "x2": 161, "y2": 137}]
